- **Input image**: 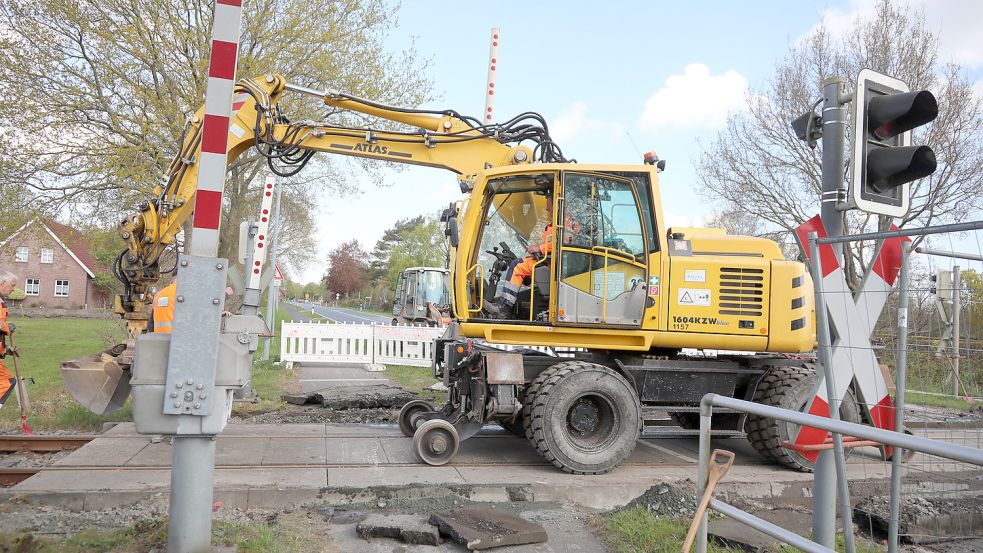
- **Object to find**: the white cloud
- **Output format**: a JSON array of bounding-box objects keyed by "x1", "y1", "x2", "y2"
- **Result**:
[
  {"x1": 637, "y1": 64, "x2": 749, "y2": 131},
  {"x1": 806, "y1": 0, "x2": 983, "y2": 69},
  {"x1": 550, "y1": 101, "x2": 625, "y2": 143}
]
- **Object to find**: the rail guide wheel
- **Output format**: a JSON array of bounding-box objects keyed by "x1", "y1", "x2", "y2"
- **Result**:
[
  {"x1": 413, "y1": 419, "x2": 460, "y2": 466},
  {"x1": 398, "y1": 400, "x2": 436, "y2": 437}
]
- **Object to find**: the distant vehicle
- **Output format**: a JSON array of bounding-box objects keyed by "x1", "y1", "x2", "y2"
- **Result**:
[{"x1": 391, "y1": 267, "x2": 451, "y2": 326}]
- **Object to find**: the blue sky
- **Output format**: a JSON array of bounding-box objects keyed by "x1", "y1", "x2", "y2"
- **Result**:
[{"x1": 297, "y1": 0, "x2": 983, "y2": 282}]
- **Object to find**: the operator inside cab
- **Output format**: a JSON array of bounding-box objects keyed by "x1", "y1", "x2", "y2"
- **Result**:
[{"x1": 481, "y1": 174, "x2": 580, "y2": 320}]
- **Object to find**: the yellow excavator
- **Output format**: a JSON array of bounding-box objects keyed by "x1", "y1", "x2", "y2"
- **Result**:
[{"x1": 64, "y1": 73, "x2": 831, "y2": 474}]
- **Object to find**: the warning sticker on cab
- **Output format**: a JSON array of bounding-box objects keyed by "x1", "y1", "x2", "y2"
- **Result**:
[{"x1": 677, "y1": 288, "x2": 711, "y2": 306}]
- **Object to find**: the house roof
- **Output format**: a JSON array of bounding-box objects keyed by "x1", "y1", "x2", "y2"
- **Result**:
[
  {"x1": 0, "y1": 219, "x2": 109, "y2": 278},
  {"x1": 44, "y1": 220, "x2": 110, "y2": 278}
]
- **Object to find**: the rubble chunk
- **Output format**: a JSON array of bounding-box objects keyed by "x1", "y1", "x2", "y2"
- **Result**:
[{"x1": 429, "y1": 507, "x2": 547, "y2": 550}]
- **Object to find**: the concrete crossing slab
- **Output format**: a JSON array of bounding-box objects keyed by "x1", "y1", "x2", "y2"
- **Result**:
[
  {"x1": 261, "y1": 437, "x2": 324, "y2": 466},
  {"x1": 322, "y1": 438, "x2": 389, "y2": 465},
  {"x1": 53, "y1": 438, "x2": 149, "y2": 467},
  {"x1": 8, "y1": 422, "x2": 980, "y2": 514}
]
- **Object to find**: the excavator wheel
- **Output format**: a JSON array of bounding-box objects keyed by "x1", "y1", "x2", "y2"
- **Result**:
[
  {"x1": 522, "y1": 360, "x2": 584, "y2": 444},
  {"x1": 527, "y1": 361, "x2": 642, "y2": 475},
  {"x1": 745, "y1": 364, "x2": 861, "y2": 472}
]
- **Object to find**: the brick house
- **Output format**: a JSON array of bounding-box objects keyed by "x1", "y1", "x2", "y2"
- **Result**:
[{"x1": 0, "y1": 220, "x2": 111, "y2": 309}]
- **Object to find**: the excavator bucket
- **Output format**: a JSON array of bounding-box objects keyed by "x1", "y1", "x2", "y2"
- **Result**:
[{"x1": 60, "y1": 342, "x2": 133, "y2": 416}]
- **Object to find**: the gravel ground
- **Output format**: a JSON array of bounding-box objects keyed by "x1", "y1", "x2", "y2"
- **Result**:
[
  {"x1": 615, "y1": 481, "x2": 697, "y2": 518},
  {"x1": 0, "y1": 450, "x2": 71, "y2": 469}
]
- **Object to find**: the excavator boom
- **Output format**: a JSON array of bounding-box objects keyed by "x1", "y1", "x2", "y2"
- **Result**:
[{"x1": 113, "y1": 74, "x2": 551, "y2": 335}]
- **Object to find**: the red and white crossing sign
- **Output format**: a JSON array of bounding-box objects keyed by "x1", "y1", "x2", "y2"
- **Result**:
[
  {"x1": 273, "y1": 264, "x2": 284, "y2": 282},
  {"x1": 794, "y1": 215, "x2": 909, "y2": 460}
]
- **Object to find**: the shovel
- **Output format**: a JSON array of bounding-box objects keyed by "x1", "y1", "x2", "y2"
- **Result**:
[
  {"x1": 8, "y1": 335, "x2": 32, "y2": 435},
  {"x1": 681, "y1": 449, "x2": 735, "y2": 553}
]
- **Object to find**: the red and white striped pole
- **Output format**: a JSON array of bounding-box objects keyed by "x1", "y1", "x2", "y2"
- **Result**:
[
  {"x1": 166, "y1": 1, "x2": 244, "y2": 551},
  {"x1": 190, "y1": 0, "x2": 244, "y2": 257},
  {"x1": 483, "y1": 28, "x2": 500, "y2": 124}
]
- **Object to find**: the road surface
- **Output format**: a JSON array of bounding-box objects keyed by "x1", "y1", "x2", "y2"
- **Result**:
[{"x1": 291, "y1": 301, "x2": 391, "y2": 324}]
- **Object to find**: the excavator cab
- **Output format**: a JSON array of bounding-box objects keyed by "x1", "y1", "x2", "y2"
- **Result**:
[{"x1": 462, "y1": 168, "x2": 652, "y2": 329}]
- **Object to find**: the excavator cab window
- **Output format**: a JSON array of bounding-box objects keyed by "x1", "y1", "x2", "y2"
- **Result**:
[
  {"x1": 473, "y1": 175, "x2": 554, "y2": 299},
  {"x1": 555, "y1": 172, "x2": 648, "y2": 327}
]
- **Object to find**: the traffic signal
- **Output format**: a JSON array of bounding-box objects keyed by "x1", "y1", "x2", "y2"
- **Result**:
[{"x1": 849, "y1": 69, "x2": 938, "y2": 217}]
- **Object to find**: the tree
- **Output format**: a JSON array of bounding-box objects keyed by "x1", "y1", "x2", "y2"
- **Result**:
[
  {"x1": 696, "y1": 0, "x2": 983, "y2": 289},
  {"x1": 368, "y1": 216, "x2": 427, "y2": 280},
  {"x1": 324, "y1": 240, "x2": 367, "y2": 296},
  {"x1": 0, "y1": 0, "x2": 434, "y2": 271},
  {"x1": 385, "y1": 217, "x2": 447, "y2": 284}
]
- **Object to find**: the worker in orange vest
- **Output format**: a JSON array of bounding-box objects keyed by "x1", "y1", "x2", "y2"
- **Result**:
[
  {"x1": 485, "y1": 192, "x2": 580, "y2": 318},
  {"x1": 149, "y1": 281, "x2": 177, "y2": 333},
  {"x1": 0, "y1": 271, "x2": 19, "y2": 410}
]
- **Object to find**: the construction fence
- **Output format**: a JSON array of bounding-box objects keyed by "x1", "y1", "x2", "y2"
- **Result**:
[
  {"x1": 695, "y1": 220, "x2": 983, "y2": 553},
  {"x1": 278, "y1": 320, "x2": 579, "y2": 368}
]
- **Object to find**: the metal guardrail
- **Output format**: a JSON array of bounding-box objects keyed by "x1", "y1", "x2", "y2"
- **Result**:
[{"x1": 694, "y1": 393, "x2": 983, "y2": 553}]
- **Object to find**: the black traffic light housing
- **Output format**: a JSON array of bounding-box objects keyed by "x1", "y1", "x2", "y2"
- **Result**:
[{"x1": 849, "y1": 69, "x2": 938, "y2": 217}]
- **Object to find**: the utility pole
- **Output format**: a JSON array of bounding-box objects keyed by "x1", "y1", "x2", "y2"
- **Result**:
[
  {"x1": 263, "y1": 175, "x2": 283, "y2": 360},
  {"x1": 812, "y1": 75, "x2": 850, "y2": 550},
  {"x1": 952, "y1": 266, "x2": 962, "y2": 396}
]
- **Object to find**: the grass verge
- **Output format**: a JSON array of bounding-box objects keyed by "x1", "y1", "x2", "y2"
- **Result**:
[
  {"x1": 0, "y1": 317, "x2": 127, "y2": 432},
  {"x1": 385, "y1": 364, "x2": 443, "y2": 403},
  {"x1": 0, "y1": 514, "x2": 325, "y2": 552},
  {"x1": 235, "y1": 305, "x2": 298, "y2": 416},
  {"x1": 904, "y1": 389, "x2": 978, "y2": 411},
  {"x1": 596, "y1": 508, "x2": 883, "y2": 553}
]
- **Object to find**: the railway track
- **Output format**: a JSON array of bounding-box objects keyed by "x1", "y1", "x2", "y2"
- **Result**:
[
  {"x1": 0, "y1": 435, "x2": 94, "y2": 486},
  {"x1": 0, "y1": 435, "x2": 95, "y2": 452}
]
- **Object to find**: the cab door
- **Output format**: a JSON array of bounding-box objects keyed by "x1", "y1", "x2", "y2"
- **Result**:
[{"x1": 554, "y1": 172, "x2": 648, "y2": 327}]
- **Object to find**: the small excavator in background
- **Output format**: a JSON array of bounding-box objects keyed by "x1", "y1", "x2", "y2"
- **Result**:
[
  {"x1": 391, "y1": 267, "x2": 452, "y2": 326},
  {"x1": 62, "y1": 73, "x2": 850, "y2": 474}
]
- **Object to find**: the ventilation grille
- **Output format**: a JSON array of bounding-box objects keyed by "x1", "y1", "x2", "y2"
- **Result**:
[{"x1": 718, "y1": 267, "x2": 763, "y2": 317}]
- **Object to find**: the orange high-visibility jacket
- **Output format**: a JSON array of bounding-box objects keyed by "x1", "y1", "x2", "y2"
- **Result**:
[{"x1": 152, "y1": 283, "x2": 177, "y2": 333}]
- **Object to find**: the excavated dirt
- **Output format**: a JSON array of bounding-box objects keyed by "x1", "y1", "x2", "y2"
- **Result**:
[
  {"x1": 233, "y1": 405, "x2": 401, "y2": 425},
  {"x1": 854, "y1": 492, "x2": 983, "y2": 543},
  {"x1": 615, "y1": 481, "x2": 697, "y2": 519},
  {"x1": 282, "y1": 384, "x2": 416, "y2": 410}
]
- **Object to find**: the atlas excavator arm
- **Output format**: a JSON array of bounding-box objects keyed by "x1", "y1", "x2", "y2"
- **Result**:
[{"x1": 113, "y1": 73, "x2": 558, "y2": 334}]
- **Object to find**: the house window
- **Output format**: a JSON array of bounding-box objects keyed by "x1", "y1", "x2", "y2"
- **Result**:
[
  {"x1": 15, "y1": 247, "x2": 28, "y2": 262},
  {"x1": 25, "y1": 278, "x2": 40, "y2": 296},
  {"x1": 55, "y1": 280, "x2": 70, "y2": 297},
  {"x1": 41, "y1": 248, "x2": 54, "y2": 264}
]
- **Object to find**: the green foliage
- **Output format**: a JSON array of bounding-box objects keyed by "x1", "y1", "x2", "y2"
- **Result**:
[
  {"x1": 0, "y1": 0, "x2": 434, "y2": 271},
  {"x1": 385, "y1": 364, "x2": 443, "y2": 403},
  {"x1": 386, "y1": 216, "x2": 448, "y2": 284},
  {"x1": 85, "y1": 226, "x2": 127, "y2": 297},
  {"x1": 597, "y1": 508, "x2": 740, "y2": 553},
  {"x1": 8, "y1": 287, "x2": 25, "y2": 301}
]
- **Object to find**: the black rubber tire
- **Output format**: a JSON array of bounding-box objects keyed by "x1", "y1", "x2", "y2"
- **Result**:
[
  {"x1": 522, "y1": 360, "x2": 585, "y2": 445},
  {"x1": 745, "y1": 364, "x2": 862, "y2": 472},
  {"x1": 527, "y1": 361, "x2": 642, "y2": 474}
]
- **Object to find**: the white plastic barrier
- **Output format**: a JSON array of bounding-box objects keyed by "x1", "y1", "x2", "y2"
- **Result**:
[
  {"x1": 279, "y1": 320, "x2": 583, "y2": 367},
  {"x1": 374, "y1": 324, "x2": 443, "y2": 367},
  {"x1": 280, "y1": 321, "x2": 374, "y2": 365}
]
